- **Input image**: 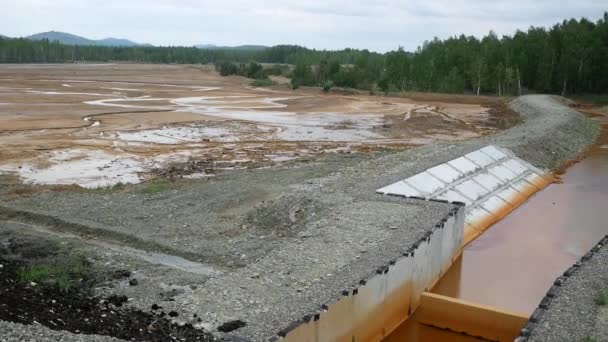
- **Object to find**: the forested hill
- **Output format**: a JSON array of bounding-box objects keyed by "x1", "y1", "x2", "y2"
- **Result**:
[
  {"x1": 26, "y1": 31, "x2": 140, "y2": 47},
  {"x1": 1, "y1": 13, "x2": 606, "y2": 95}
]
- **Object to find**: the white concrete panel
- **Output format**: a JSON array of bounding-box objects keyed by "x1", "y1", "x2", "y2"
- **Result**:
[
  {"x1": 511, "y1": 178, "x2": 534, "y2": 193},
  {"x1": 472, "y1": 172, "x2": 503, "y2": 192},
  {"x1": 406, "y1": 172, "x2": 445, "y2": 196},
  {"x1": 480, "y1": 196, "x2": 510, "y2": 213},
  {"x1": 496, "y1": 186, "x2": 522, "y2": 205},
  {"x1": 427, "y1": 164, "x2": 463, "y2": 184},
  {"x1": 376, "y1": 145, "x2": 549, "y2": 232},
  {"x1": 378, "y1": 181, "x2": 420, "y2": 197},
  {"x1": 465, "y1": 150, "x2": 495, "y2": 167},
  {"x1": 487, "y1": 164, "x2": 518, "y2": 182},
  {"x1": 480, "y1": 145, "x2": 508, "y2": 160},
  {"x1": 436, "y1": 189, "x2": 469, "y2": 204},
  {"x1": 448, "y1": 157, "x2": 479, "y2": 175},
  {"x1": 502, "y1": 159, "x2": 528, "y2": 176},
  {"x1": 455, "y1": 179, "x2": 488, "y2": 202}
]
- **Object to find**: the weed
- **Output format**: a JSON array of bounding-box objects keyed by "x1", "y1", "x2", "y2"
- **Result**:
[
  {"x1": 141, "y1": 182, "x2": 169, "y2": 194},
  {"x1": 580, "y1": 337, "x2": 598, "y2": 342},
  {"x1": 594, "y1": 290, "x2": 608, "y2": 306},
  {"x1": 250, "y1": 78, "x2": 275, "y2": 87},
  {"x1": 18, "y1": 257, "x2": 92, "y2": 292},
  {"x1": 89, "y1": 182, "x2": 126, "y2": 193}
]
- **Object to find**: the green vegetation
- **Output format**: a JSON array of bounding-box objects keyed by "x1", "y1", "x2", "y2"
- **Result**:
[
  {"x1": 594, "y1": 290, "x2": 608, "y2": 306},
  {"x1": 89, "y1": 182, "x2": 126, "y2": 193},
  {"x1": 141, "y1": 182, "x2": 169, "y2": 194},
  {"x1": 19, "y1": 257, "x2": 91, "y2": 291},
  {"x1": 580, "y1": 337, "x2": 598, "y2": 342},
  {"x1": 250, "y1": 78, "x2": 275, "y2": 87},
  {"x1": 1, "y1": 13, "x2": 606, "y2": 96}
]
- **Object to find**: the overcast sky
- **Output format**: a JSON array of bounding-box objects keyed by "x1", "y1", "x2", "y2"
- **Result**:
[{"x1": 1, "y1": 0, "x2": 606, "y2": 52}]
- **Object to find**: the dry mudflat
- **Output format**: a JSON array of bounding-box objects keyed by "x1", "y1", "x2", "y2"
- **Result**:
[{"x1": 0, "y1": 63, "x2": 513, "y2": 188}]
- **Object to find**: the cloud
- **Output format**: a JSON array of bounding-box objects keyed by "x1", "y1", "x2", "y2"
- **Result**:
[{"x1": 0, "y1": 0, "x2": 605, "y2": 52}]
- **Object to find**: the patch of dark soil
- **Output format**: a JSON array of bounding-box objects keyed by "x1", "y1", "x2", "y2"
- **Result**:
[
  {"x1": 487, "y1": 102, "x2": 520, "y2": 130},
  {"x1": 0, "y1": 257, "x2": 218, "y2": 341},
  {"x1": 217, "y1": 320, "x2": 246, "y2": 333}
]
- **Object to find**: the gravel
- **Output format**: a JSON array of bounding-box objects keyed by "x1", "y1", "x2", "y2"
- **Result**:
[
  {"x1": 526, "y1": 236, "x2": 608, "y2": 342},
  {"x1": 0, "y1": 320, "x2": 125, "y2": 342},
  {"x1": 0, "y1": 95, "x2": 600, "y2": 341}
]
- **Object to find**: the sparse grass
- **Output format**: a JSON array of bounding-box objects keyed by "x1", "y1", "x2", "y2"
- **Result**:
[
  {"x1": 594, "y1": 290, "x2": 608, "y2": 306},
  {"x1": 90, "y1": 182, "x2": 126, "y2": 193},
  {"x1": 250, "y1": 78, "x2": 275, "y2": 87},
  {"x1": 141, "y1": 182, "x2": 169, "y2": 194},
  {"x1": 18, "y1": 257, "x2": 91, "y2": 292},
  {"x1": 580, "y1": 337, "x2": 598, "y2": 342}
]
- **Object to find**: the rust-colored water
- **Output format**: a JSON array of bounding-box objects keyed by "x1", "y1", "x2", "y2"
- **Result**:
[
  {"x1": 384, "y1": 310, "x2": 490, "y2": 342},
  {"x1": 432, "y1": 113, "x2": 608, "y2": 315},
  {"x1": 387, "y1": 110, "x2": 608, "y2": 340}
]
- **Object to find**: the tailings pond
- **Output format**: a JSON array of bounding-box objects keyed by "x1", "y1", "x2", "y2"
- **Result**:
[{"x1": 387, "y1": 110, "x2": 608, "y2": 341}]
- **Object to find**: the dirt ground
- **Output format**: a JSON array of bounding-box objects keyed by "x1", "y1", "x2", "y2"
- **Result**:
[{"x1": 0, "y1": 63, "x2": 516, "y2": 188}]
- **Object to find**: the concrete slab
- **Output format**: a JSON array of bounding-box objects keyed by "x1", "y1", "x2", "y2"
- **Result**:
[{"x1": 377, "y1": 145, "x2": 552, "y2": 233}]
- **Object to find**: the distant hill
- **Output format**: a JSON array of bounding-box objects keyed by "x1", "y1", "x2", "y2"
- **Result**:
[
  {"x1": 195, "y1": 44, "x2": 268, "y2": 51},
  {"x1": 25, "y1": 31, "x2": 141, "y2": 47}
]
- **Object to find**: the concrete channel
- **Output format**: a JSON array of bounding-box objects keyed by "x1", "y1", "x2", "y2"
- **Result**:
[
  {"x1": 385, "y1": 107, "x2": 608, "y2": 341},
  {"x1": 281, "y1": 98, "x2": 604, "y2": 342}
]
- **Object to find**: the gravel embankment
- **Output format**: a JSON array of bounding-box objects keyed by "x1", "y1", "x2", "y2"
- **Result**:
[
  {"x1": 0, "y1": 320, "x2": 125, "y2": 342},
  {"x1": 0, "y1": 95, "x2": 600, "y2": 341},
  {"x1": 523, "y1": 235, "x2": 608, "y2": 342}
]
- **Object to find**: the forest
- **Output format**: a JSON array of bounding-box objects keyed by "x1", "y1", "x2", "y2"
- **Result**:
[{"x1": 0, "y1": 13, "x2": 606, "y2": 96}]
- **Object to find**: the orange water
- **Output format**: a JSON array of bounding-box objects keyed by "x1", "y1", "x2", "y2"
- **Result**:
[{"x1": 387, "y1": 111, "x2": 608, "y2": 340}]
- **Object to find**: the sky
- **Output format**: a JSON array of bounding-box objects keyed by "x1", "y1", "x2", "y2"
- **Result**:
[{"x1": 1, "y1": 0, "x2": 606, "y2": 52}]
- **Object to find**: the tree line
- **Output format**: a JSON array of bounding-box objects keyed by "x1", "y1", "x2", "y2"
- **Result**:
[
  {"x1": 286, "y1": 13, "x2": 608, "y2": 96},
  {"x1": 1, "y1": 13, "x2": 606, "y2": 95}
]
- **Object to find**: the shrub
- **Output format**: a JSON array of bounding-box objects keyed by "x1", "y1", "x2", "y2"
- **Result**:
[
  {"x1": 594, "y1": 290, "x2": 608, "y2": 306},
  {"x1": 250, "y1": 78, "x2": 275, "y2": 87},
  {"x1": 322, "y1": 81, "x2": 334, "y2": 92},
  {"x1": 290, "y1": 79, "x2": 300, "y2": 90}
]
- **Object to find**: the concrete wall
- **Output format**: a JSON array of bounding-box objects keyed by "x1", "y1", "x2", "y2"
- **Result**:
[{"x1": 281, "y1": 204, "x2": 465, "y2": 342}]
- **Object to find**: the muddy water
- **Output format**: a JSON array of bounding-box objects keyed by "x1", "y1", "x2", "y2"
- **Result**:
[
  {"x1": 387, "y1": 111, "x2": 608, "y2": 340},
  {"x1": 432, "y1": 113, "x2": 608, "y2": 315}
]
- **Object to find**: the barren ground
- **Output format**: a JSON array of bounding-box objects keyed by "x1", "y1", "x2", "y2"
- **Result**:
[{"x1": 0, "y1": 63, "x2": 515, "y2": 188}]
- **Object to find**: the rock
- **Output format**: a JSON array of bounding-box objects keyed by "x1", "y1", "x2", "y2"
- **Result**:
[{"x1": 129, "y1": 278, "x2": 138, "y2": 286}]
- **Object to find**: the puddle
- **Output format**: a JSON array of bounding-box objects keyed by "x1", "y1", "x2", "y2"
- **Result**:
[
  {"x1": 5, "y1": 220, "x2": 222, "y2": 276},
  {"x1": 25, "y1": 90, "x2": 111, "y2": 96},
  {"x1": 112, "y1": 125, "x2": 241, "y2": 144},
  {"x1": 0, "y1": 149, "x2": 145, "y2": 188},
  {"x1": 134, "y1": 252, "x2": 222, "y2": 276}
]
